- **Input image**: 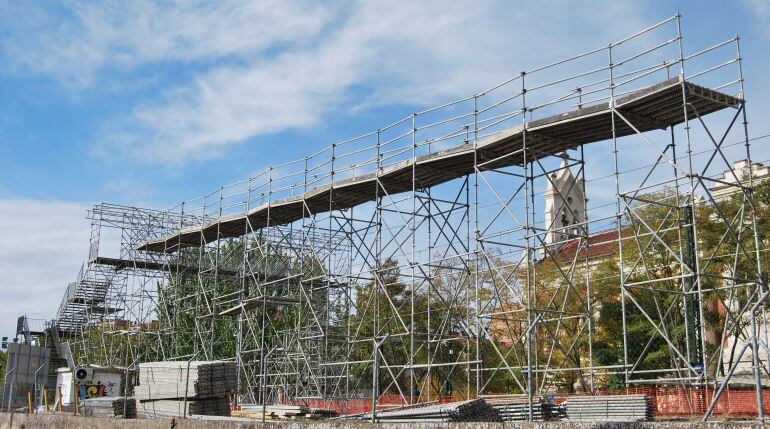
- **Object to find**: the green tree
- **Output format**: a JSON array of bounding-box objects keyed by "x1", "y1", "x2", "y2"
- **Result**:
[
  {"x1": 0, "y1": 350, "x2": 7, "y2": 386},
  {"x1": 592, "y1": 179, "x2": 769, "y2": 387}
]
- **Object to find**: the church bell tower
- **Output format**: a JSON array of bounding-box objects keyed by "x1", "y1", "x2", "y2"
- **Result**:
[{"x1": 544, "y1": 156, "x2": 585, "y2": 249}]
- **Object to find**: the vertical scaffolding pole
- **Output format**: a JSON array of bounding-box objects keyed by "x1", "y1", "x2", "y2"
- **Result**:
[
  {"x1": 472, "y1": 95, "x2": 481, "y2": 399},
  {"x1": 608, "y1": 40, "x2": 630, "y2": 389},
  {"x1": 520, "y1": 70, "x2": 536, "y2": 421},
  {"x1": 736, "y1": 35, "x2": 766, "y2": 420}
]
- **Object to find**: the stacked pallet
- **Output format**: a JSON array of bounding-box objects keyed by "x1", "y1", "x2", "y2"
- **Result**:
[
  {"x1": 484, "y1": 395, "x2": 544, "y2": 421},
  {"x1": 362, "y1": 399, "x2": 502, "y2": 422},
  {"x1": 134, "y1": 361, "x2": 236, "y2": 418},
  {"x1": 564, "y1": 394, "x2": 652, "y2": 422},
  {"x1": 81, "y1": 397, "x2": 137, "y2": 418}
]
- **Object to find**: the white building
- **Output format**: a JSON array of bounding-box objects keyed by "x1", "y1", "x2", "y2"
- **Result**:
[
  {"x1": 709, "y1": 159, "x2": 770, "y2": 203},
  {"x1": 709, "y1": 160, "x2": 770, "y2": 383}
]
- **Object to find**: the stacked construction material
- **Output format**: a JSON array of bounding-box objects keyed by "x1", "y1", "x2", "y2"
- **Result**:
[
  {"x1": 362, "y1": 399, "x2": 502, "y2": 422},
  {"x1": 484, "y1": 394, "x2": 544, "y2": 421},
  {"x1": 135, "y1": 361, "x2": 237, "y2": 399},
  {"x1": 81, "y1": 396, "x2": 137, "y2": 418},
  {"x1": 310, "y1": 407, "x2": 338, "y2": 418},
  {"x1": 564, "y1": 394, "x2": 652, "y2": 422},
  {"x1": 261, "y1": 403, "x2": 309, "y2": 417},
  {"x1": 137, "y1": 397, "x2": 231, "y2": 418},
  {"x1": 134, "y1": 361, "x2": 236, "y2": 418},
  {"x1": 238, "y1": 404, "x2": 316, "y2": 420}
]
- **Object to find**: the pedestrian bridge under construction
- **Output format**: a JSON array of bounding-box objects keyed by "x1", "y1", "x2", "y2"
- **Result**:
[
  {"x1": 50, "y1": 15, "x2": 769, "y2": 421},
  {"x1": 138, "y1": 78, "x2": 739, "y2": 253}
]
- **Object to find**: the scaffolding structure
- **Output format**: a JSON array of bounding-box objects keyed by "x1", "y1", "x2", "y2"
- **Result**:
[
  {"x1": 55, "y1": 15, "x2": 769, "y2": 420},
  {"x1": 55, "y1": 204, "x2": 198, "y2": 366}
]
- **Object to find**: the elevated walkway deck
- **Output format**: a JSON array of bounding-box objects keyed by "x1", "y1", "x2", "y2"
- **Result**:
[
  {"x1": 93, "y1": 256, "x2": 240, "y2": 277},
  {"x1": 138, "y1": 77, "x2": 740, "y2": 254}
]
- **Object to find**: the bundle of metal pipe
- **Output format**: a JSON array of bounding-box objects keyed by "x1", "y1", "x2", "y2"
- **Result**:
[
  {"x1": 361, "y1": 399, "x2": 502, "y2": 422},
  {"x1": 483, "y1": 395, "x2": 545, "y2": 421},
  {"x1": 564, "y1": 394, "x2": 652, "y2": 422}
]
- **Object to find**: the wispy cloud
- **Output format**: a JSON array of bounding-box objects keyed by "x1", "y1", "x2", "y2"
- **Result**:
[
  {"x1": 0, "y1": 199, "x2": 90, "y2": 339},
  {"x1": 2, "y1": 1, "x2": 648, "y2": 165},
  {"x1": 0, "y1": 0, "x2": 332, "y2": 88}
]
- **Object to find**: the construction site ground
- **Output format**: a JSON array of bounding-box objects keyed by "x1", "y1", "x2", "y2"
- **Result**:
[{"x1": 1, "y1": 413, "x2": 768, "y2": 429}]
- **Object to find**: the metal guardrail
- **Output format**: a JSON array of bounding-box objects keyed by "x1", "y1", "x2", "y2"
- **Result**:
[{"x1": 50, "y1": 321, "x2": 75, "y2": 369}]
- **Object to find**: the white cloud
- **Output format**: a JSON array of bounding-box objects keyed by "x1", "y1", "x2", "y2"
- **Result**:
[
  {"x1": 0, "y1": 199, "x2": 90, "y2": 341},
  {"x1": 0, "y1": 0, "x2": 332, "y2": 88},
  {"x1": 2, "y1": 1, "x2": 652, "y2": 164},
  {"x1": 107, "y1": 0, "x2": 650, "y2": 164}
]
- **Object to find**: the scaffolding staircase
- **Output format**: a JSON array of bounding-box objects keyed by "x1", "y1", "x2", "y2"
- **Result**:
[
  {"x1": 54, "y1": 263, "x2": 122, "y2": 334},
  {"x1": 49, "y1": 322, "x2": 74, "y2": 370}
]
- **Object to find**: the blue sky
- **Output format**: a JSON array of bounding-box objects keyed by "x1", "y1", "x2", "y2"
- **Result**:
[{"x1": 1, "y1": 0, "x2": 769, "y2": 340}]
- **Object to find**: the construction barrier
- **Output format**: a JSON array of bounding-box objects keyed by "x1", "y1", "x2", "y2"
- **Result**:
[
  {"x1": 289, "y1": 394, "x2": 466, "y2": 415},
  {"x1": 553, "y1": 386, "x2": 770, "y2": 419},
  {"x1": 290, "y1": 387, "x2": 770, "y2": 419}
]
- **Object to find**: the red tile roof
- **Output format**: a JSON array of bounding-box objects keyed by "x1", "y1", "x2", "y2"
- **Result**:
[{"x1": 551, "y1": 229, "x2": 632, "y2": 262}]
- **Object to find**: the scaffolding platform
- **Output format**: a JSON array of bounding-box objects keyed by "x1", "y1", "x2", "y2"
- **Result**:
[
  {"x1": 93, "y1": 256, "x2": 240, "y2": 277},
  {"x1": 219, "y1": 296, "x2": 303, "y2": 316},
  {"x1": 138, "y1": 77, "x2": 740, "y2": 253}
]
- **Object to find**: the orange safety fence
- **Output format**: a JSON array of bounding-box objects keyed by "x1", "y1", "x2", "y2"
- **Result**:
[
  {"x1": 288, "y1": 394, "x2": 466, "y2": 415},
  {"x1": 550, "y1": 386, "x2": 770, "y2": 418},
  {"x1": 288, "y1": 387, "x2": 770, "y2": 418}
]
